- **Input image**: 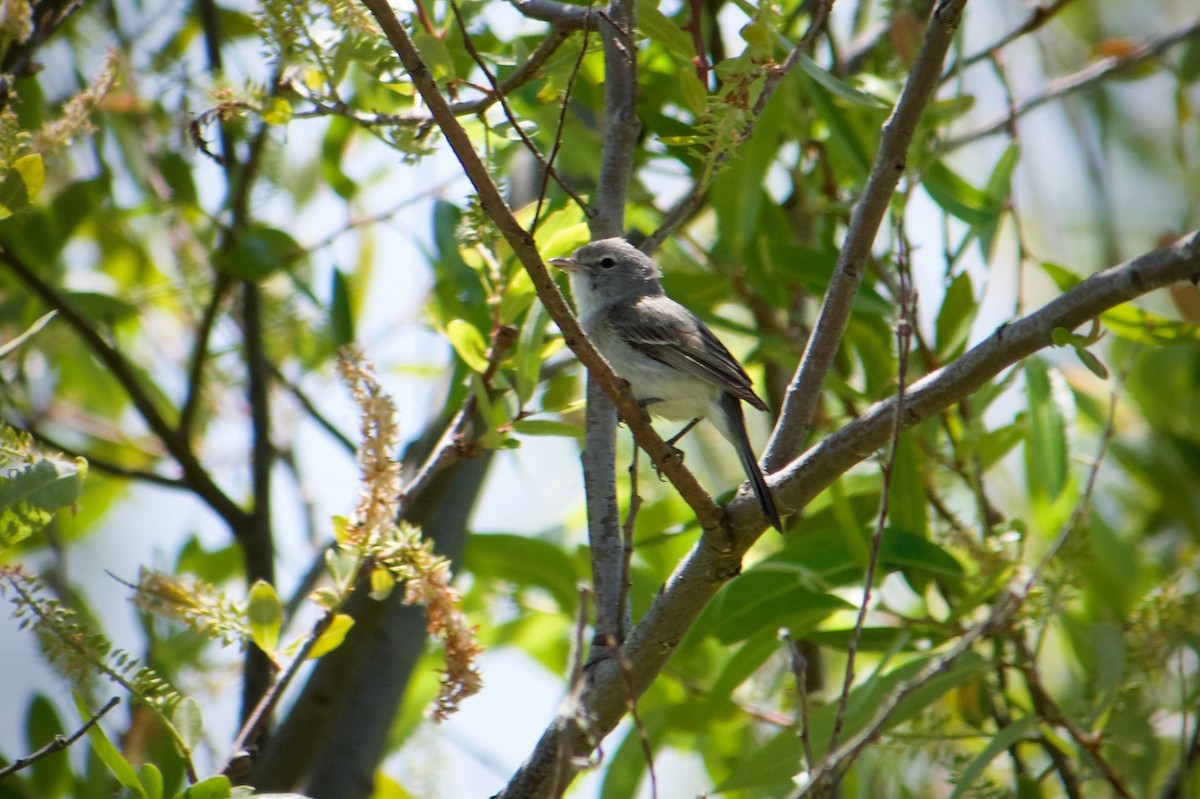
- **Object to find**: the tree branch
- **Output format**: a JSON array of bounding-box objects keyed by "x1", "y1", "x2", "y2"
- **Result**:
[
  {"x1": 0, "y1": 696, "x2": 119, "y2": 779},
  {"x1": 762, "y1": 0, "x2": 969, "y2": 473},
  {"x1": 497, "y1": 231, "x2": 1200, "y2": 797}
]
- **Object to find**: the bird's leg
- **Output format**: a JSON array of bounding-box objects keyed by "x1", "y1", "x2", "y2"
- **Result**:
[{"x1": 666, "y1": 418, "x2": 701, "y2": 448}]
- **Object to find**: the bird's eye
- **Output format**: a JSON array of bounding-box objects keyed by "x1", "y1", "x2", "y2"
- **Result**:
[{"x1": 600, "y1": 257, "x2": 615, "y2": 269}]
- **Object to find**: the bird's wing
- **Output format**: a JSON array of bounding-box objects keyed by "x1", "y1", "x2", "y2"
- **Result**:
[{"x1": 609, "y1": 297, "x2": 768, "y2": 411}]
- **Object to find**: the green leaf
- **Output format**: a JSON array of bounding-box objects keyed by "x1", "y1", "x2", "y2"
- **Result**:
[
  {"x1": 1, "y1": 456, "x2": 87, "y2": 548},
  {"x1": 369, "y1": 564, "x2": 395, "y2": 600},
  {"x1": 414, "y1": 33, "x2": 455, "y2": 81},
  {"x1": 1024, "y1": 359, "x2": 1068, "y2": 503},
  {"x1": 704, "y1": 569, "x2": 852, "y2": 644},
  {"x1": 74, "y1": 692, "x2": 148, "y2": 799},
  {"x1": 138, "y1": 763, "x2": 163, "y2": 799},
  {"x1": 173, "y1": 775, "x2": 231, "y2": 799},
  {"x1": 885, "y1": 433, "x2": 927, "y2": 539},
  {"x1": 924, "y1": 160, "x2": 1000, "y2": 225},
  {"x1": 510, "y1": 418, "x2": 583, "y2": 439},
  {"x1": 1075, "y1": 347, "x2": 1109, "y2": 379},
  {"x1": 798, "y1": 54, "x2": 887, "y2": 108},
  {"x1": 714, "y1": 727, "x2": 803, "y2": 791},
  {"x1": 27, "y1": 694, "x2": 72, "y2": 797},
  {"x1": 678, "y1": 67, "x2": 708, "y2": 116},
  {"x1": 1181, "y1": 36, "x2": 1200, "y2": 83},
  {"x1": 171, "y1": 697, "x2": 203, "y2": 753},
  {"x1": 0, "y1": 153, "x2": 45, "y2": 218},
  {"x1": 308, "y1": 613, "x2": 354, "y2": 658},
  {"x1": 637, "y1": 0, "x2": 693, "y2": 58},
  {"x1": 445, "y1": 318, "x2": 490, "y2": 373},
  {"x1": 515, "y1": 301, "x2": 548, "y2": 406},
  {"x1": 935, "y1": 271, "x2": 975, "y2": 359},
  {"x1": 948, "y1": 715, "x2": 1038, "y2": 799},
  {"x1": 463, "y1": 534, "x2": 580, "y2": 612},
  {"x1": 216, "y1": 226, "x2": 304, "y2": 281},
  {"x1": 976, "y1": 142, "x2": 1019, "y2": 256},
  {"x1": 329, "y1": 267, "x2": 355, "y2": 347},
  {"x1": 879, "y1": 529, "x2": 964, "y2": 580},
  {"x1": 247, "y1": 579, "x2": 283, "y2": 656},
  {"x1": 1039, "y1": 261, "x2": 1081, "y2": 291},
  {"x1": 0, "y1": 310, "x2": 56, "y2": 359},
  {"x1": 1102, "y1": 303, "x2": 1200, "y2": 345}
]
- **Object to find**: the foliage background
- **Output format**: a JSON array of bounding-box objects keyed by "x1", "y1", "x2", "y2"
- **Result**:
[{"x1": 1, "y1": 0, "x2": 1200, "y2": 797}]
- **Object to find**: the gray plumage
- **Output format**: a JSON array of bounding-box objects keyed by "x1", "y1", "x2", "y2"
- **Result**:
[{"x1": 551, "y1": 237, "x2": 783, "y2": 532}]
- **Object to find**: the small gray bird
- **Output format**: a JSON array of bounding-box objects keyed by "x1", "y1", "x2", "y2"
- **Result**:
[{"x1": 551, "y1": 237, "x2": 783, "y2": 532}]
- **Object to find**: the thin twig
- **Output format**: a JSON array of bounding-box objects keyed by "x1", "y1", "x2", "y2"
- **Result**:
[
  {"x1": 535, "y1": 10, "x2": 592, "y2": 230},
  {"x1": 945, "y1": 17, "x2": 1200, "y2": 150},
  {"x1": 782, "y1": 631, "x2": 815, "y2": 770},
  {"x1": 826, "y1": 235, "x2": 915, "y2": 758},
  {"x1": 0, "y1": 696, "x2": 120, "y2": 779},
  {"x1": 222, "y1": 611, "x2": 335, "y2": 776}
]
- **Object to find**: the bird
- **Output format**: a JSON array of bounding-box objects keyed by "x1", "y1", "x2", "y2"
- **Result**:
[{"x1": 550, "y1": 237, "x2": 783, "y2": 532}]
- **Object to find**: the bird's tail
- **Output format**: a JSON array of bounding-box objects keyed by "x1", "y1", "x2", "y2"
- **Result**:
[{"x1": 718, "y1": 393, "x2": 783, "y2": 533}]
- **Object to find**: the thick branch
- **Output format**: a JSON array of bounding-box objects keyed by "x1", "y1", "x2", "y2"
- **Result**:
[
  {"x1": 762, "y1": 0, "x2": 969, "y2": 472},
  {"x1": 497, "y1": 231, "x2": 1200, "y2": 798}
]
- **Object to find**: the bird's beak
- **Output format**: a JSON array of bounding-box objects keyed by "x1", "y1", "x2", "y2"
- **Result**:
[{"x1": 549, "y1": 256, "x2": 580, "y2": 273}]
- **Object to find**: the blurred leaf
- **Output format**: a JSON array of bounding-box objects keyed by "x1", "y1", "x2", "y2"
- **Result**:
[
  {"x1": 216, "y1": 226, "x2": 304, "y2": 281},
  {"x1": 924, "y1": 160, "x2": 1000, "y2": 225},
  {"x1": 329, "y1": 267, "x2": 355, "y2": 347},
  {"x1": 1024, "y1": 359, "x2": 1068, "y2": 503},
  {"x1": 679, "y1": 67, "x2": 707, "y2": 115},
  {"x1": 370, "y1": 564, "x2": 395, "y2": 600},
  {"x1": 171, "y1": 697, "x2": 203, "y2": 753},
  {"x1": 704, "y1": 569, "x2": 852, "y2": 644},
  {"x1": 0, "y1": 456, "x2": 86, "y2": 549},
  {"x1": 65, "y1": 291, "x2": 139, "y2": 323},
  {"x1": 74, "y1": 692, "x2": 148, "y2": 799},
  {"x1": 886, "y1": 433, "x2": 927, "y2": 539},
  {"x1": 511, "y1": 418, "x2": 583, "y2": 439},
  {"x1": 714, "y1": 726, "x2": 803, "y2": 791},
  {"x1": 1039, "y1": 261, "x2": 1081, "y2": 291},
  {"x1": 0, "y1": 309, "x2": 56, "y2": 359},
  {"x1": 445, "y1": 318, "x2": 490, "y2": 373},
  {"x1": 247, "y1": 579, "x2": 282, "y2": 656},
  {"x1": 0, "y1": 153, "x2": 45, "y2": 219},
  {"x1": 27, "y1": 694, "x2": 72, "y2": 797},
  {"x1": 138, "y1": 763, "x2": 163, "y2": 799},
  {"x1": 462, "y1": 534, "x2": 580, "y2": 612},
  {"x1": 799, "y1": 55, "x2": 886, "y2": 108},
  {"x1": 936, "y1": 271, "x2": 975, "y2": 360},
  {"x1": 948, "y1": 715, "x2": 1038, "y2": 799},
  {"x1": 879, "y1": 529, "x2": 964, "y2": 580},
  {"x1": 515, "y1": 300, "x2": 548, "y2": 406},
  {"x1": 321, "y1": 116, "x2": 359, "y2": 200},
  {"x1": 308, "y1": 613, "x2": 354, "y2": 658},
  {"x1": 1102, "y1": 303, "x2": 1200, "y2": 345},
  {"x1": 414, "y1": 33, "x2": 455, "y2": 81},
  {"x1": 173, "y1": 775, "x2": 231, "y2": 799},
  {"x1": 636, "y1": 0, "x2": 692, "y2": 57}
]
